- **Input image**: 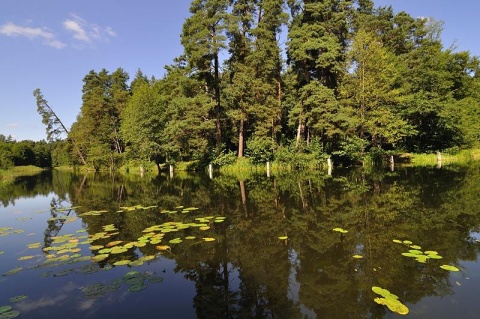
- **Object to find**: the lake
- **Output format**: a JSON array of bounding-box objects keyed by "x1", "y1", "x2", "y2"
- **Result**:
[{"x1": 1, "y1": 165, "x2": 480, "y2": 319}]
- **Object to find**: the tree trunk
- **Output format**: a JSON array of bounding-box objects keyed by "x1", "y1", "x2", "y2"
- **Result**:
[
  {"x1": 214, "y1": 46, "x2": 222, "y2": 148},
  {"x1": 238, "y1": 119, "x2": 244, "y2": 158}
]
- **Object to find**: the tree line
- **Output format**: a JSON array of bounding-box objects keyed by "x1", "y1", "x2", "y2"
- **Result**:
[{"x1": 31, "y1": 0, "x2": 480, "y2": 171}]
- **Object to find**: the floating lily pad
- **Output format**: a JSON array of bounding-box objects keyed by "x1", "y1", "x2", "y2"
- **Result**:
[
  {"x1": 8, "y1": 295, "x2": 27, "y2": 303},
  {"x1": 129, "y1": 260, "x2": 144, "y2": 267},
  {"x1": 440, "y1": 265, "x2": 460, "y2": 272},
  {"x1": 352, "y1": 255, "x2": 363, "y2": 259},
  {"x1": 278, "y1": 236, "x2": 288, "y2": 240},
  {"x1": 203, "y1": 238, "x2": 216, "y2": 242},
  {"x1": 113, "y1": 260, "x2": 131, "y2": 266},
  {"x1": 2, "y1": 268, "x2": 23, "y2": 277},
  {"x1": 0, "y1": 307, "x2": 12, "y2": 314},
  {"x1": 392, "y1": 239, "x2": 402, "y2": 244},
  {"x1": 169, "y1": 238, "x2": 183, "y2": 244},
  {"x1": 156, "y1": 245, "x2": 170, "y2": 251},
  {"x1": 333, "y1": 228, "x2": 348, "y2": 234},
  {"x1": 128, "y1": 283, "x2": 147, "y2": 292},
  {"x1": 89, "y1": 245, "x2": 104, "y2": 251},
  {"x1": 372, "y1": 286, "x2": 408, "y2": 315},
  {"x1": 402, "y1": 240, "x2": 413, "y2": 245},
  {"x1": 92, "y1": 254, "x2": 109, "y2": 262},
  {"x1": 18, "y1": 256, "x2": 35, "y2": 261}
]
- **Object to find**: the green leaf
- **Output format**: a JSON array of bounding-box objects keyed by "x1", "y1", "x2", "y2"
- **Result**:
[
  {"x1": 2, "y1": 267, "x2": 23, "y2": 277},
  {"x1": 440, "y1": 265, "x2": 460, "y2": 272}
]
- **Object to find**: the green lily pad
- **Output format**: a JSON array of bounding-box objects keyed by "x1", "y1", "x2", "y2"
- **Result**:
[
  {"x1": 169, "y1": 238, "x2": 182, "y2": 244},
  {"x1": 409, "y1": 245, "x2": 422, "y2": 250},
  {"x1": 2, "y1": 268, "x2": 23, "y2": 277},
  {"x1": 113, "y1": 260, "x2": 131, "y2": 266},
  {"x1": 333, "y1": 228, "x2": 348, "y2": 234},
  {"x1": 92, "y1": 254, "x2": 109, "y2": 262},
  {"x1": 352, "y1": 255, "x2": 363, "y2": 259},
  {"x1": 0, "y1": 310, "x2": 20, "y2": 319},
  {"x1": 8, "y1": 295, "x2": 27, "y2": 303},
  {"x1": 278, "y1": 236, "x2": 288, "y2": 240},
  {"x1": 392, "y1": 239, "x2": 402, "y2": 244},
  {"x1": 0, "y1": 307, "x2": 12, "y2": 314},
  {"x1": 440, "y1": 265, "x2": 460, "y2": 272},
  {"x1": 128, "y1": 283, "x2": 147, "y2": 292},
  {"x1": 402, "y1": 240, "x2": 413, "y2": 245}
]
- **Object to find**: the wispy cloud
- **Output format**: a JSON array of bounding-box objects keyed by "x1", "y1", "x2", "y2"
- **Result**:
[
  {"x1": 63, "y1": 14, "x2": 116, "y2": 45},
  {"x1": 7, "y1": 123, "x2": 19, "y2": 128},
  {"x1": 0, "y1": 22, "x2": 66, "y2": 49}
]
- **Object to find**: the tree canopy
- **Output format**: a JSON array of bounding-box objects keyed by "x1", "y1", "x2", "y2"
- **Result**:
[{"x1": 25, "y1": 0, "x2": 480, "y2": 170}]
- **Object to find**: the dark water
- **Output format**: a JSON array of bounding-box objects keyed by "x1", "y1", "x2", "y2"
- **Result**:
[{"x1": 1, "y1": 165, "x2": 480, "y2": 319}]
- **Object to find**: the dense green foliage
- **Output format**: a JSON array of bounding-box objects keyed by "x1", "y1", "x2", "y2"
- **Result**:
[
  {"x1": 0, "y1": 134, "x2": 67, "y2": 170},
  {"x1": 19, "y1": 1, "x2": 480, "y2": 170}
]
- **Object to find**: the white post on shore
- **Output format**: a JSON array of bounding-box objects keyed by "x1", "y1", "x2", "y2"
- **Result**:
[
  {"x1": 140, "y1": 165, "x2": 144, "y2": 177},
  {"x1": 169, "y1": 165, "x2": 174, "y2": 178},
  {"x1": 437, "y1": 151, "x2": 442, "y2": 169},
  {"x1": 327, "y1": 158, "x2": 332, "y2": 176},
  {"x1": 208, "y1": 164, "x2": 213, "y2": 179},
  {"x1": 266, "y1": 161, "x2": 271, "y2": 177},
  {"x1": 390, "y1": 155, "x2": 395, "y2": 171}
]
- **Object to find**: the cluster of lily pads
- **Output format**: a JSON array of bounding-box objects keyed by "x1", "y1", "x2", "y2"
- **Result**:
[
  {"x1": 372, "y1": 286, "x2": 409, "y2": 315},
  {"x1": 2, "y1": 204, "x2": 225, "y2": 278},
  {"x1": 82, "y1": 270, "x2": 163, "y2": 299},
  {"x1": 0, "y1": 305, "x2": 21, "y2": 319},
  {"x1": 0, "y1": 227, "x2": 24, "y2": 237},
  {"x1": 393, "y1": 239, "x2": 459, "y2": 271}
]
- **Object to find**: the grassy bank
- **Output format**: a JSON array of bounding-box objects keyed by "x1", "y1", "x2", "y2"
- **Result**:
[
  {"x1": 399, "y1": 149, "x2": 480, "y2": 166},
  {"x1": 0, "y1": 165, "x2": 45, "y2": 184}
]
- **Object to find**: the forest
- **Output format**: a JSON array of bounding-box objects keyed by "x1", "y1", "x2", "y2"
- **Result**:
[{"x1": 3, "y1": 0, "x2": 480, "y2": 171}]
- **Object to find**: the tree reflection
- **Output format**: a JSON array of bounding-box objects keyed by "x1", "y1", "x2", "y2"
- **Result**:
[{"x1": 4, "y1": 164, "x2": 480, "y2": 318}]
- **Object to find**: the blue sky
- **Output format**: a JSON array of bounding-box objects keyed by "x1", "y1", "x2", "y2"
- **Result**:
[{"x1": 1, "y1": 0, "x2": 479, "y2": 141}]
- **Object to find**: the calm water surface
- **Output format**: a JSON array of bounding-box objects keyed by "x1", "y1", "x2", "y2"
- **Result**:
[{"x1": 1, "y1": 165, "x2": 480, "y2": 319}]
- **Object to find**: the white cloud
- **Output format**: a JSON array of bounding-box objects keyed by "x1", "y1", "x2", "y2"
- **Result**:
[
  {"x1": 63, "y1": 14, "x2": 116, "y2": 45},
  {"x1": 0, "y1": 22, "x2": 66, "y2": 49},
  {"x1": 7, "y1": 123, "x2": 19, "y2": 128}
]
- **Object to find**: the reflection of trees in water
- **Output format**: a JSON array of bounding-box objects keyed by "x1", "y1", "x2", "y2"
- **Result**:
[{"x1": 7, "y1": 165, "x2": 480, "y2": 318}]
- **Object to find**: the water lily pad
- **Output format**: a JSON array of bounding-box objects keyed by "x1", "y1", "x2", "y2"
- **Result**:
[
  {"x1": 89, "y1": 245, "x2": 104, "y2": 251},
  {"x1": 203, "y1": 238, "x2": 216, "y2": 242},
  {"x1": 402, "y1": 240, "x2": 413, "y2": 245},
  {"x1": 169, "y1": 238, "x2": 182, "y2": 244},
  {"x1": 333, "y1": 228, "x2": 348, "y2": 234},
  {"x1": 2, "y1": 268, "x2": 23, "y2": 277},
  {"x1": 408, "y1": 249, "x2": 423, "y2": 255},
  {"x1": 8, "y1": 295, "x2": 27, "y2": 303},
  {"x1": 156, "y1": 245, "x2": 170, "y2": 251},
  {"x1": 185, "y1": 236, "x2": 196, "y2": 240},
  {"x1": 18, "y1": 256, "x2": 35, "y2": 261},
  {"x1": 128, "y1": 283, "x2": 147, "y2": 292},
  {"x1": 105, "y1": 241, "x2": 123, "y2": 248},
  {"x1": 0, "y1": 307, "x2": 12, "y2": 314},
  {"x1": 409, "y1": 245, "x2": 422, "y2": 250},
  {"x1": 0, "y1": 310, "x2": 20, "y2": 319},
  {"x1": 129, "y1": 260, "x2": 144, "y2": 267},
  {"x1": 92, "y1": 254, "x2": 109, "y2": 262},
  {"x1": 352, "y1": 255, "x2": 363, "y2": 259},
  {"x1": 392, "y1": 239, "x2": 402, "y2": 244},
  {"x1": 113, "y1": 260, "x2": 131, "y2": 266},
  {"x1": 278, "y1": 236, "x2": 288, "y2": 240},
  {"x1": 199, "y1": 226, "x2": 210, "y2": 231},
  {"x1": 440, "y1": 265, "x2": 460, "y2": 272}
]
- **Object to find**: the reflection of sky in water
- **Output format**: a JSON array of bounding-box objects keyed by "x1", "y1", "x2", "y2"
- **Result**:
[
  {"x1": 403, "y1": 261, "x2": 480, "y2": 319},
  {"x1": 0, "y1": 195, "x2": 198, "y2": 319}
]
